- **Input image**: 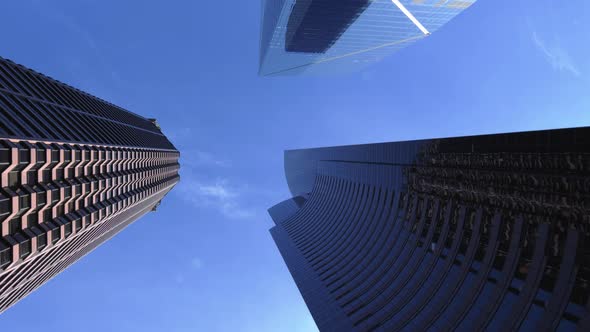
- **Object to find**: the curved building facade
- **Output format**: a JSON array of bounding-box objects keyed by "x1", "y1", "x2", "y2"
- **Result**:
[
  {"x1": 0, "y1": 57, "x2": 180, "y2": 313},
  {"x1": 269, "y1": 127, "x2": 590, "y2": 331}
]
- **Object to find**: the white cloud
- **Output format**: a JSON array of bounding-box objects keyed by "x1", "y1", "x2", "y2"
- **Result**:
[
  {"x1": 168, "y1": 127, "x2": 193, "y2": 141},
  {"x1": 182, "y1": 150, "x2": 230, "y2": 168},
  {"x1": 199, "y1": 181, "x2": 236, "y2": 200},
  {"x1": 531, "y1": 30, "x2": 581, "y2": 77},
  {"x1": 168, "y1": 129, "x2": 230, "y2": 168},
  {"x1": 177, "y1": 178, "x2": 256, "y2": 220},
  {"x1": 174, "y1": 274, "x2": 185, "y2": 284},
  {"x1": 168, "y1": 129, "x2": 256, "y2": 220},
  {"x1": 190, "y1": 257, "x2": 203, "y2": 270},
  {"x1": 173, "y1": 258, "x2": 202, "y2": 285}
]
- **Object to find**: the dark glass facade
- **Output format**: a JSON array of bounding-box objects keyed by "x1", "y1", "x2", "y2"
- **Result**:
[
  {"x1": 285, "y1": 0, "x2": 370, "y2": 54},
  {"x1": 259, "y1": 0, "x2": 478, "y2": 76},
  {"x1": 269, "y1": 127, "x2": 590, "y2": 331},
  {"x1": 0, "y1": 57, "x2": 180, "y2": 313}
]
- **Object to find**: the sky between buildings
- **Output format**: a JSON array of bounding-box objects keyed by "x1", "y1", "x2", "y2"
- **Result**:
[{"x1": 0, "y1": 0, "x2": 589, "y2": 331}]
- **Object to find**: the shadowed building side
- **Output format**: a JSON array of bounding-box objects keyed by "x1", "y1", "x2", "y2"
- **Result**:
[
  {"x1": 0, "y1": 57, "x2": 180, "y2": 313},
  {"x1": 285, "y1": 0, "x2": 371, "y2": 54},
  {"x1": 269, "y1": 127, "x2": 590, "y2": 331}
]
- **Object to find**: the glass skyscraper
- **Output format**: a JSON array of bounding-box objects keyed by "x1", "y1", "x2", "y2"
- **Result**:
[
  {"x1": 0, "y1": 57, "x2": 180, "y2": 313},
  {"x1": 259, "y1": 0, "x2": 478, "y2": 76},
  {"x1": 269, "y1": 127, "x2": 590, "y2": 331}
]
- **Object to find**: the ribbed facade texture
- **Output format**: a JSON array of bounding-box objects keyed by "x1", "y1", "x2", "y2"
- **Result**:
[
  {"x1": 269, "y1": 128, "x2": 590, "y2": 331},
  {"x1": 259, "y1": 0, "x2": 477, "y2": 76},
  {"x1": 0, "y1": 57, "x2": 180, "y2": 313}
]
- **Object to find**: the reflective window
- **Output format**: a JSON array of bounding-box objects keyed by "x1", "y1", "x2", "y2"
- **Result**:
[
  {"x1": 19, "y1": 240, "x2": 31, "y2": 259},
  {"x1": 259, "y1": 0, "x2": 476, "y2": 75},
  {"x1": 0, "y1": 246, "x2": 11, "y2": 268}
]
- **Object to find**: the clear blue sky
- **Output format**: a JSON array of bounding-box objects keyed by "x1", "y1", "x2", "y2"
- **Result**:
[{"x1": 0, "y1": 0, "x2": 588, "y2": 331}]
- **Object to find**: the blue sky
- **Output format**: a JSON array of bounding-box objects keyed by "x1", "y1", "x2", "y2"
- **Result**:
[{"x1": 0, "y1": 0, "x2": 588, "y2": 331}]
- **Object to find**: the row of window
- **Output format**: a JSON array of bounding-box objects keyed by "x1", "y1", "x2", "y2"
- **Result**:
[
  {"x1": 1, "y1": 137, "x2": 179, "y2": 270},
  {"x1": 278, "y1": 173, "x2": 589, "y2": 331},
  {"x1": 0, "y1": 173, "x2": 179, "y2": 271},
  {"x1": 0, "y1": 183, "x2": 175, "y2": 311},
  {"x1": 0, "y1": 91, "x2": 175, "y2": 149},
  {"x1": 0, "y1": 139, "x2": 179, "y2": 188},
  {"x1": 1, "y1": 162, "x2": 179, "y2": 235},
  {"x1": 0, "y1": 57, "x2": 158, "y2": 133}
]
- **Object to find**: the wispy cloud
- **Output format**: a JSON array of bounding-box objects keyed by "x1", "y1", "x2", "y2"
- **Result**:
[
  {"x1": 182, "y1": 150, "x2": 230, "y2": 168},
  {"x1": 198, "y1": 181, "x2": 236, "y2": 200},
  {"x1": 169, "y1": 127, "x2": 260, "y2": 220},
  {"x1": 174, "y1": 274, "x2": 185, "y2": 285},
  {"x1": 190, "y1": 257, "x2": 203, "y2": 270},
  {"x1": 173, "y1": 257, "x2": 203, "y2": 285},
  {"x1": 168, "y1": 128, "x2": 230, "y2": 168},
  {"x1": 531, "y1": 30, "x2": 581, "y2": 77},
  {"x1": 177, "y1": 178, "x2": 256, "y2": 219}
]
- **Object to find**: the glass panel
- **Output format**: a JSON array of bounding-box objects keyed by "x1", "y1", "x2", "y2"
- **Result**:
[
  {"x1": 259, "y1": 0, "x2": 476, "y2": 75},
  {"x1": 19, "y1": 240, "x2": 31, "y2": 258}
]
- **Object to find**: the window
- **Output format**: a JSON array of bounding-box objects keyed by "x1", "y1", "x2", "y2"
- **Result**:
[
  {"x1": 0, "y1": 146, "x2": 11, "y2": 165},
  {"x1": 37, "y1": 192, "x2": 46, "y2": 206},
  {"x1": 9, "y1": 218, "x2": 21, "y2": 234},
  {"x1": 19, "y1": 240, "x2": 31, "y2": 259},
  {"x1": 37, "y1": 233, "x2": 47, "y2": 251},
  {"x1": 65, "y1": 222, "x2": 72, "y2": 237},
  {"x1": 64, "y1": 150, "x2": 71, "y2": 163},
  {"x1": 28, "y1": 213, "x2": 38, "y2": 228},
  {"x1": 27, "y1": 171, "x2": 37, "y2": 184},
  {"x1": 36, "y1": 149, "x2": 46, "y2": 163},
  {"x1": 19, "y1": 149, "x2": 30, "y2": 163},
  {"x1": 0, "y1": 246, "x2": 11, "y2": 268},
  {"x1": 56, "y1": 167, "x2": 64, "y2": 180},
  {"x1": 42, "y1": 169, "x2": 51, "y2": 182},
  {"x1": 8, "y1": 171, "x2": 19, "y2": 187},
  {"x1": 51, "y1": 189, "x2": 59, "y2": 204},
  {"x1": 56, "y1": 205, "x2": 64, "y2": 217},
  {"x1": 20, "y1": 194, "x2": 30, "y2": 210},
  {"x1": 0, "y1": 197, "x2": 10, "y2": 219},
  {"x1": 51, "y1": 149, "x2": 59, "y2": 163},
  {"x1": 51, "y1": 229, "x2": 60, "y2": 244}
]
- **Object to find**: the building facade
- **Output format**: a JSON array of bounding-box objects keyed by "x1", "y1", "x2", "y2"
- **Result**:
[
  {"x1": 259, "y1": 0, "x2": 477, "y2": 76},
  {"x1": 0, "y1": 57, "x2": 180, "y2": 313},
  {"x1": 269, "y1": 127, "x2": 590, "y2": 331}
]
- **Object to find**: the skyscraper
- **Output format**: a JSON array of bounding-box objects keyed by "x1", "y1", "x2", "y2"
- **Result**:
[
  {"x1": 259, "y1": 0, "x2": 477, "y2": 76},
  {"x1": 269, "y1": 128, "x2": 590, "y2": 331},
  {"x1": 0, "y1": 57, "x2": 180, "y2": 313}
]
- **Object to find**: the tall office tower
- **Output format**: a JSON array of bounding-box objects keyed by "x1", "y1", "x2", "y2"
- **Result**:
[
  {"x1": 269, "y1": 128, "x2": 590, "y2": 331},
  {"x1": 259, "y1": 0, "x2": 477, "y2": 76},
  {"x1": 0, "y1": 57, "x2": 180, "y2": 313}
]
